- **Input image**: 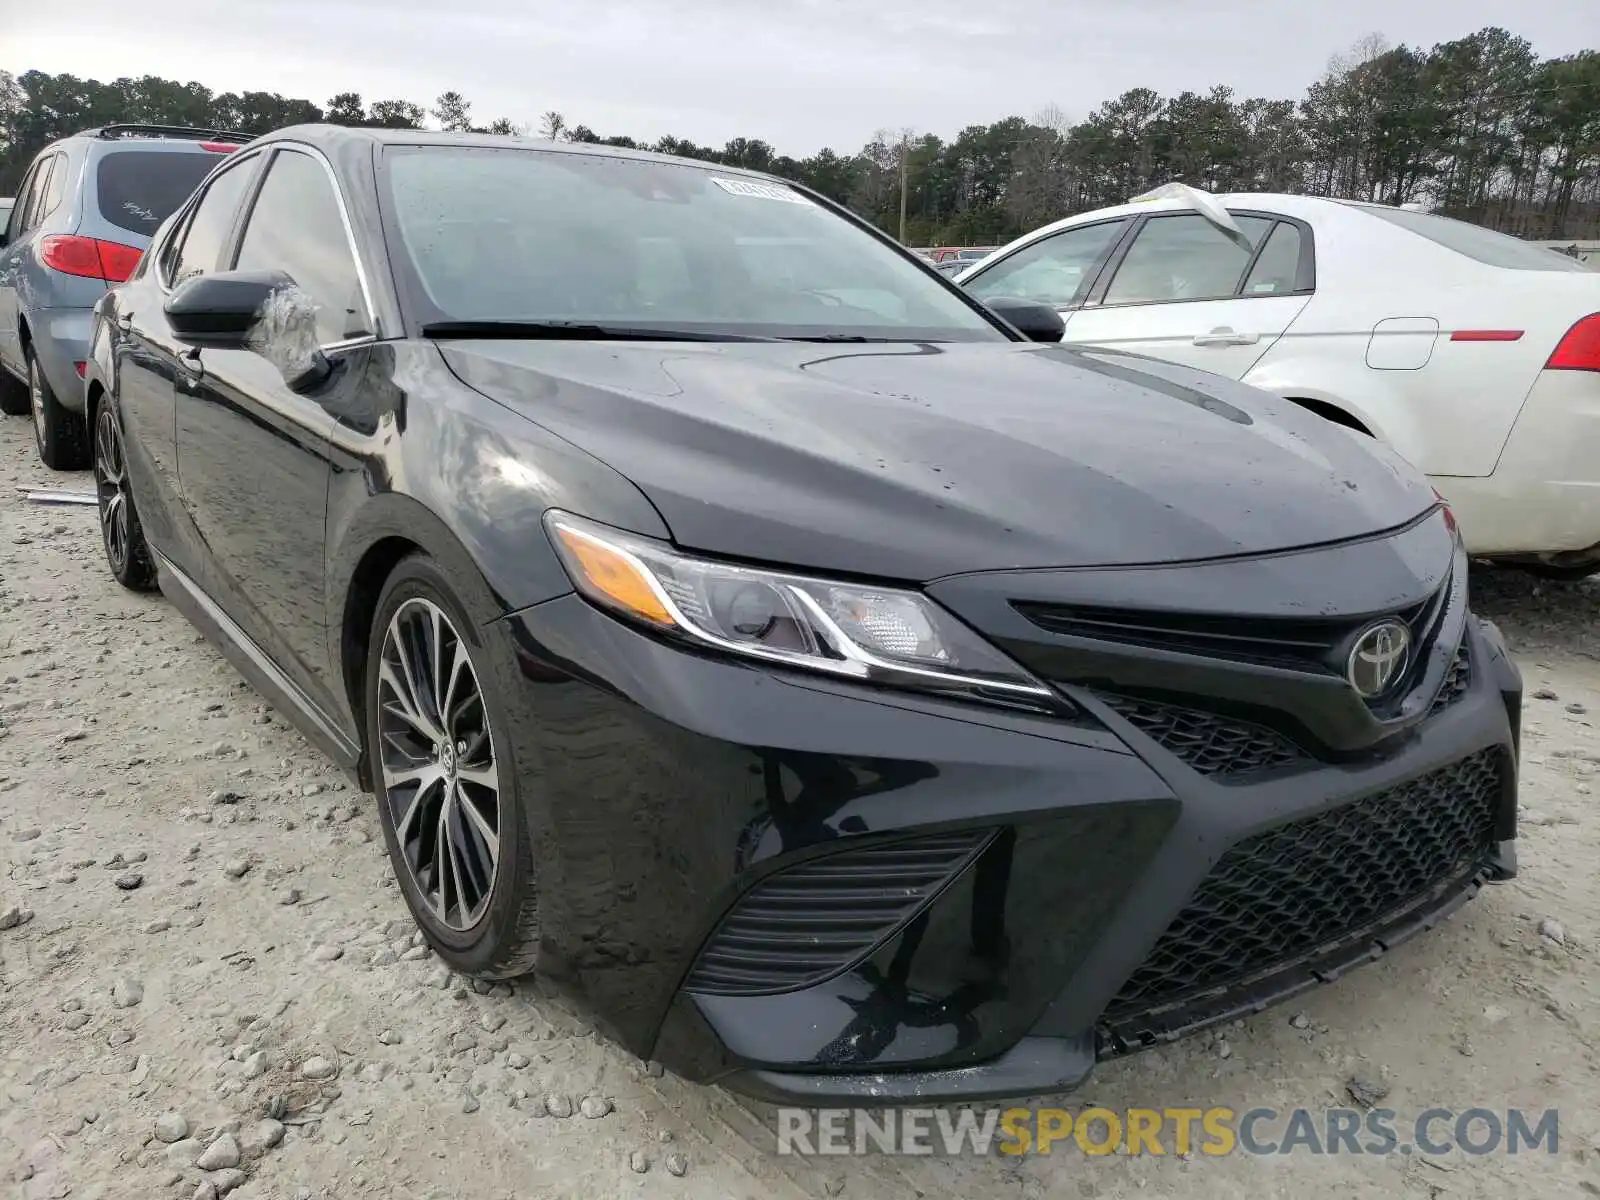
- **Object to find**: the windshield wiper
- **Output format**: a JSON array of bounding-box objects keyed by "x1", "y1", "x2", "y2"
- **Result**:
[
  {"x1": 779, "y1": 334, "x2": 908, "y2": 343},
  {"x1": 420, "y1": 320, "x2": 777, "y2": 343}
]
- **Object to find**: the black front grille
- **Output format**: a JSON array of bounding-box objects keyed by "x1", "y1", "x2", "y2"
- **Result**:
[
  {"x1": 685, "y1": 829, "x2": 993, "y2": 996},
  {"x1": 1012, "y1": 575, "x2": 1450, "y2": 688},
  {"x1": 1097, "y1": 694, "x2": 1304, "y2": 778},
  {"x1": 1106, "y1": 749, "x2": 1504, "y2": 1018},
  {"x1": 1012, "y1": 601, "x2": 1360, "y2": 672},
  {"x1": 1428, "y1": 639, "x2": 1472, "y2": 715}
]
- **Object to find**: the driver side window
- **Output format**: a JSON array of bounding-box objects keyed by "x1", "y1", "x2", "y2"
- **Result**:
[
  {"x1": 963, "y1": 220, "x2": 1128, "y2": 310},
  {"x1": 233, "y1": 149, "x2": 372, "y2": 345}
]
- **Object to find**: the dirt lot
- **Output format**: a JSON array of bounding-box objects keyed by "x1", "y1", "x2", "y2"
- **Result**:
[{"x1": 2, "y1": 417, "x2": 1598, "y2": 1200}]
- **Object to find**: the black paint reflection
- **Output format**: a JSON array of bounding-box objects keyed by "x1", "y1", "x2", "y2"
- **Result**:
[
  {"x1": 816, "y1": 828, "x2": 1015, "y2": 1065},
  {"x1": 736, "y1": 751, "x2": 939, "y2": 868},
  {"x1": 691, "y1": 804, "x2": 1179, "y2": 1071}
]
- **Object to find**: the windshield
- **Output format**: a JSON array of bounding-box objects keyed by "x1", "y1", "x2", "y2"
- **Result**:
[
  {"x1": 380, "y1": 145, "x2": 1008, "y2": 341},
  {"x1": 95, "y1": 150, "x2": 222, "y2": 238},
  {"x1": 1347, "y1": 203, "x2": 1594, "y2": 273}
]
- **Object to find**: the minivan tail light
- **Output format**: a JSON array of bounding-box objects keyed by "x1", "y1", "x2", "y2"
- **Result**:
[
  {"x1": 1546, "y1": 313, "x2": 1600, "y2": 372},
  {"x1": 38, "y1": 235, "x2": 104, "y2": 278},
  {"x1": 38, "y1": 235, "x2": 143, "y2": 284},
  {"x1": 200, "y1": 142, "x2": 240, "y2": 153},
  {"x1": 96, "y1": 241, "x2": 144, "y2": 283}
]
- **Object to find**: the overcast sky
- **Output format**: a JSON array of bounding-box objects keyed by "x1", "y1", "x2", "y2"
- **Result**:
[{"x1": 8, "y1": 1, "x2": 1592, "y2": 154}]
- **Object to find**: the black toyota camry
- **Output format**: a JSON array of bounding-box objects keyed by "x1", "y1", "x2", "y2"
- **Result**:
[{"x1": 84, "y1": 125, "x2": 1521, "y2": 1103}]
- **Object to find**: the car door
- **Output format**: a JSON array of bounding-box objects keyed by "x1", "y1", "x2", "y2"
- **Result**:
[
  {"x1": 0, "y1": 155, "x2": 52, "y2": 376},
  {"x1": 1060, "y1": 212, "x2": 1314, "y2": 378},
  {"x1": 960, "y1": 218, "x2": 1132, "y2": 325},
  {"x1": 117, "y1": 151, "x2": 265, "y2": 575},
  {"x1": 174, "y1": 144, "x2": 376, "y2": 720}
]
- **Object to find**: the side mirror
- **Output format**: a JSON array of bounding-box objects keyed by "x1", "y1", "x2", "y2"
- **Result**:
[
  {"x1": 165, "y1": 269, "x2": 295, "y2": 348},
  {"x1": 164, "y1": 269, "x2": 332, "y2": 391},
  {"x1": 984, "y1": 296, "x2": 1065, "y2": 343}
]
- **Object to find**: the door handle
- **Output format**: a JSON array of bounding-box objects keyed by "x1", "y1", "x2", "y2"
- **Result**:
[{"x1": 1192, "y1": 327, "x2": 1259, "y2": 347}]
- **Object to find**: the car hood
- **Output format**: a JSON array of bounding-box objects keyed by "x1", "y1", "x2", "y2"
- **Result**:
[{"x1": 441, "y1": 339, "x2": 1436, "y2": 582}]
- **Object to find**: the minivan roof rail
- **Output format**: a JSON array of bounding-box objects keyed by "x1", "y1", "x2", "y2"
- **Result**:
[{"x1": 90, "y1": 124, "x2": 253, "y2": 144}]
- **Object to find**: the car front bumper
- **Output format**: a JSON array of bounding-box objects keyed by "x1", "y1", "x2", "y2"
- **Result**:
[{"x1": 495, "y1": 582, "x2": 1521, "y2": 1104}]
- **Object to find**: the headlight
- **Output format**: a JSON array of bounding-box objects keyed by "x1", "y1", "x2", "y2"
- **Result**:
[{"x1": 545, "y1": 511, "x2": 1058, "y2": 711}]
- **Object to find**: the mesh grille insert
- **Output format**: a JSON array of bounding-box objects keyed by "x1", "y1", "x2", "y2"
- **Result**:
[
  {"x1": 1428, "y1": 639, "x2": 1472, "y2": 715},
  {"x1": 685, "y1": 829, "x2": 993, "y2": 996},
  {"x1": 1106, "y1": 748, "x2": 1504, "y2": 1018},
  {"x1": 1097, "y1": 694, "x2": 1305, "y2": 778}
]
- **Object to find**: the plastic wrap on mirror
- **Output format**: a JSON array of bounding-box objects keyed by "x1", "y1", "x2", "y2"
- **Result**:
[{"x1": 245, "y1": 283, "x2": 325, "y2": 385}]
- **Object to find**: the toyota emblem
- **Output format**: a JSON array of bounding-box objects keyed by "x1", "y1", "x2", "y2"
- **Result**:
[{"x1": 1346, "y1": 620, "x2": 1411, "y2": 699}]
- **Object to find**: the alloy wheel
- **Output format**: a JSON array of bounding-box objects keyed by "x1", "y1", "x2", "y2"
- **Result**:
[
  {"x1": 377, "y1": 598, "x2": 501, "y2": 932},
  {"x1": 94, "y1": 406, "x2": 131, "y2": 574},
  {"x1": 30, "y1": 360, "x2": 45, "y2": 442}
]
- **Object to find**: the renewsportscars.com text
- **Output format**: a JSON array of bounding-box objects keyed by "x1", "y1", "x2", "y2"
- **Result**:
[{"x1": 776, "y1": 1106, "x2": 1560, "y2": 1158}]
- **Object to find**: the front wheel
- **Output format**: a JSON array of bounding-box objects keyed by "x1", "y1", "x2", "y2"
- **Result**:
[
  {"x1": 365, "y1": 554, "x2": 540, "y2": 979},
  {"x1": 93, "y1": 399, "x2": 158, "y2": 591}
]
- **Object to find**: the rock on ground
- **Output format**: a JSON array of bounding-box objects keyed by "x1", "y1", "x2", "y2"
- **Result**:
[{"x1": 196, "y1": 1132, "x2": 241, "y2": 1171}]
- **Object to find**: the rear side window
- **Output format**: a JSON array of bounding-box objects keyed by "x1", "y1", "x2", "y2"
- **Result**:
[
  {"x1": 1242, "y1": 222, "x2": 1304, "y2": 295},
  {"x1": 1352, "y1": 204, "x2": 1592, "y2": 272},
  {"x1": 95, "y1": 150, "x2": 221, "y2": 236},
  {"x1": 40, "y1": 153, "x2": 69, "y2": 219}
]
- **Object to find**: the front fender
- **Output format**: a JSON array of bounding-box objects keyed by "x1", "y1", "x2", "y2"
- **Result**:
[
  {"x1": 326, "y1": 489, "x2": 516, "y2": 632},
  {"x1": 321, "y1": 341, "x2": 673, "y2": 752}
]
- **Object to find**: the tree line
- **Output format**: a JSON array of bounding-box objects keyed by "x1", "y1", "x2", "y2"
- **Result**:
[{"x1": 3, "y1": 25, "x2": 1597, "y2": 244}]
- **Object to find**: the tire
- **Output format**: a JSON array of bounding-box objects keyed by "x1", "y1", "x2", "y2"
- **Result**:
[
  {"x1": 93, "y1": 397, "x2": 158, "y2": 592},
  {"x1": 0, "y1": 365, "x2": 26, "y2": 416},
  {"x1": 365, "y1": 553, "x2": 540, "y2": 979},
  {"x1": 29, "y1": 350, "x2": 90, "y2": 470}
]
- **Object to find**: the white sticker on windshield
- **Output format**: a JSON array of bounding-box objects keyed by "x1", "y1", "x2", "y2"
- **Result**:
[{"x1": 710, "y1": 177, "x2": 813, "y2": 205}]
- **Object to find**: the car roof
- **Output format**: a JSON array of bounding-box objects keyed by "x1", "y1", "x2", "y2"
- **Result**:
[
  {"x1": 955, "y1": 191, "x2": 1368, "y2": 282},
  {"x1": 1025, "y1": 191, "x2": 1344, "y2": 236},
  {"x1": 255, "y1": 124, "x2": 787, "y2": 184},
  {"x1": 39, "y1": 125, "x2": 252, "y2": 157}
]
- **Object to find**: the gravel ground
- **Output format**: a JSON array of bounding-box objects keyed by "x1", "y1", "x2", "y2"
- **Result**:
[{"x1": 2, "y1": 415, "x2": 1599, "y2": 1200}]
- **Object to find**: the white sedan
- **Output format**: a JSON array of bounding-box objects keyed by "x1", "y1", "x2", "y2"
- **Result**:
[{"x1": 957, "y1": 191, "x2": 1600, "y2": 579}]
